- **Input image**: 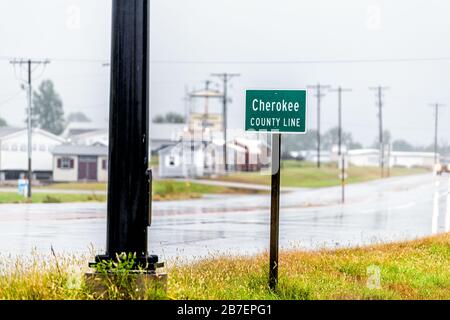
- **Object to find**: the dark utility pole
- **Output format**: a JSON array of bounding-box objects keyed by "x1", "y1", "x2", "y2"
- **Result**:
[
  {"x1": 331, "y1": 86, "x2": 351, "y2": 203},
  {"x1": 307, "y1": 83, "x2": 330, "y2": 168},
  {"x1": 369, "y1": 86, "x2": 389, "y2": 178},
  {"x1": 211, "y1": 73, "x2": 240, "y2": 173},
  {"x1": 430, "y1": 103, "x2": 445, "y2": 164},
  {"x1": 92, "y1": 0, "x2": 159, "y2": 271},
  {"x1": 269, "y1": 133, "x2": 281, "y2": 291},
  {"x1": 10, "y1": 59, "x2": 50, "y2": 199}
]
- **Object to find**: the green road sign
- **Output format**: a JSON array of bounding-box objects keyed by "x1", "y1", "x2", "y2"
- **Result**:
[{"x1": 245, "y1": 90, "x2": 307, "y2": 134}]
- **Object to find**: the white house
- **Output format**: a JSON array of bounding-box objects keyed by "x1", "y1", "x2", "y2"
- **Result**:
[
  {"x1": 0, "y1": 127, "x2": 66, "y2": 181},
  {"x1": 52, "y1": 144, "x2": 108, "y2": 182},
  {"x1": 158, "y1": 137, "x2": 270, "y2": 178}
]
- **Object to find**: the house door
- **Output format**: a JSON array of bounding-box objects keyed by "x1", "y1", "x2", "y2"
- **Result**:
[{"x1": 78, "y1": 156, "x2": 98, "y2": 181}]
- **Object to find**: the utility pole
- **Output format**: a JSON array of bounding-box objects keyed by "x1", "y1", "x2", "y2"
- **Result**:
[
  {"x1": 211, "y1": 73, "x2": 240, "y2": 173},
  {"x1": 10, "y1": 58, "x2": 50, "y2": 199},
  {"x1": 91, "y1": 0, "x2": 161, "y2": 271},
  {"x1": 307, "y1": 83, "x2": 330, "y2": 168},
  {"x1": 369, "y1": 86, "x2": 389, "y2": 178},
  {"x1": 331, "y1": 86, "x2": 351, "y2": 203},
  {"x1": 429, "y1": 103, "x2": 446, "y2": 164}
]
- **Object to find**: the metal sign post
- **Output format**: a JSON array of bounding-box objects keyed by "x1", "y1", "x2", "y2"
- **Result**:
[
  {"x1": 245, "y1": 89, "x2": 307, "y2": 290},
  {"x1": 91, "y1": 0, "x2": 160, "y2": 271},
  {"x1": 269, "y1": 133, "x2": 281, "y2": 290}
]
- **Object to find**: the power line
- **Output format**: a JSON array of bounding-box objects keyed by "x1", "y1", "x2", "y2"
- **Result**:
[
  {"x1": 149, "y1": 56, "x2": 450, "y2": 65},
  {"x1": 429, "y1": 103, "x2": 446, "y2": 164},
  {"x1": 369, "y1": 86, "x2": 389, "y2": 178},
  {"x1": 4, "y1": 55, "x2": 450, "y2": 65},
  {"x1": 330, "y1": 86, "x2": 352, "y2": 204},
  {"x1": 9, "y1": 58, "x2": 50, "y2": 199},
  {"x1": 211, "y1": 72, "x2": 241, "y2": 173},
  {"x1": 307, "y1": 83, "x2": 331, "y2": 168}
]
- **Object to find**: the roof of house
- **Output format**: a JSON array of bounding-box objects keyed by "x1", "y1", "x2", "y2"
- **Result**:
[
  {"x1": 0, "y1": 127, "x2": 22, "y2": 138},
  {"x1": 52, "y1": 144, "x2": 108, "y2": 156},
  {"x1": 0, "y1": 127, "x2": 66, "y2": 142},
  {"x1": 62, "y1": 122, "x2": 106, "y2": 139}
]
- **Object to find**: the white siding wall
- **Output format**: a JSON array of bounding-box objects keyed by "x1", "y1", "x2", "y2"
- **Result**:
[
  {"x1": 0, "y1": 131, "x2": 63, "y2": 171},
  {"x1": 53, "y1": 155, "x2": 108, "y2": 182},
  {"x1": 53, "y1": 156, "x2": 78, "y2": 182},
  {"x1": 97, "y1": 156, "x2": 108, "y2": 182}
]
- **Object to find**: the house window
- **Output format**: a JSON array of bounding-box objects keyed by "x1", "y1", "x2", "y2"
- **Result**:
[
  {"x1": 20, "y1": 144, "x2": 26, "y2": 152},
  {"x1": 102, "y1": 159, "x2": 108, "y2": 170},
  {"x1": 11, "y1": 144, "x2": 17, "y2": 151},
  {"x1": 57, "y1": 157, "x2": 74, "y2": 169},
  {"x1": 1, "y1": 144, "x2": 9, "y2": 151},
  {"x1": 39, "y1": 144, "x2": 46, "y2": 152}
]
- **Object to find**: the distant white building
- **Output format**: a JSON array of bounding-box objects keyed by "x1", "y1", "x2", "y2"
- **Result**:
[
  {"x1": 69, "y1": 129, "x2": 109, "y2": 147},
  {"x1": 347, "y1": 148, "x2": 437, "y2": 168},
  {"x1": 158, "y1": 137, "x2": 270, "y2": 178},
  {"x1": 149, "y1": 123, "x2": 185, "y2": 153},
  {"x1": 62, "y1": 122, "x2": 105, "y2": 140},
  {"x1": 0, "y1": 127, "x2": 66, "y2": 181}
]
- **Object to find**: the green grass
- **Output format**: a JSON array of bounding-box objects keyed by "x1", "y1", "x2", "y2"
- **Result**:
[
  {"x1": 153, "y1": 180, "x2": 264, "y2": 201},
  {"x1": 0, "y1": 233, "x2": 448, "y2": 300},
  {"x1": 39, "y1": 183, "x2": 107, "y2": 191},
  {"x1": 9, "y1": 181, "x2": 262, "y2": 204},
  {"x1": 213, "y1": 161, "x2": 430, "y2": 188},
  {"x1": 0, "y1": 193, "x2": 106, "y2": 204}
]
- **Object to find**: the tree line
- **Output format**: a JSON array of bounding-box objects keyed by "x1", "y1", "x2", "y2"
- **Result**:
[{"x1": 0, "y1": 79, "x2": 91, "y2": 135}]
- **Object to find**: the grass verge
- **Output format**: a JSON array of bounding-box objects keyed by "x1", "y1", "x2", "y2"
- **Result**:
[
  {"x1": 0, "y1": 233, "x2": 448, "y2": 300},
  {"x1": 213, "y1": 161, "x2": 430, "y2": 188},
  {"x1": 0, "y1": 193, "x2": 106, "y2": 204},
  {"x1": 37, "y1": 180, "x2": 264, "y2": 202}
]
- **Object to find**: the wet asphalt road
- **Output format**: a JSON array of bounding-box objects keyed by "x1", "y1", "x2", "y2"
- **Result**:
[{"x1": 0, "y1": 173, "x2": 448, "y2": 260}]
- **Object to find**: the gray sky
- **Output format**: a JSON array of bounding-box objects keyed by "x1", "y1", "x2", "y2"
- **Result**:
[{"x1": 1, "y1": 0, "x2": 450, "y2": 146}]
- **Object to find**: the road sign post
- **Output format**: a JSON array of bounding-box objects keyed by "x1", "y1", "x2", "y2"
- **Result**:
[
  {"x1": 90, "y1": 0, "x2": 160, "y2": 272},
  {"x1": 246, "y1": 90, "x2": 307, "y2": 290},
  {"x1": 269, "y1": 133, "x2": 281, "y2": 290}
]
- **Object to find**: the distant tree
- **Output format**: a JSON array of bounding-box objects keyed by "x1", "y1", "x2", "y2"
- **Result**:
[
  {"x1": 322, "y1": 127, "x2": 358, "y2": 150},
  {"x1": 0, "y1": 117, "x2": 7, "y2": 127},
  {"x1": 153, "y1": 115, "x2": 165, "y2": 123},
  {"x1": 392, "y1": 139, "x2": 414, "y2": 151},
  {"x1": 372, "y1": 130, "x2": 391, "y2": 148},
  {"x1": 31, "y1": 80, "x2": 65, "y2": 135},
  {"x1": 67, "y1": 112, "x2": 91, "y2": 123},
  {"x1": 153, "y1": 112, "x2": 185, "y2": 124},
  {"x1": 349, "y1": 142, "x2": 363, "y2": 149},
  {"x1": 282, "y1": 129, "x2": 318, "y2": 155}
]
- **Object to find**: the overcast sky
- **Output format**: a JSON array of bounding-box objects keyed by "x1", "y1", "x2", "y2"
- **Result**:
[{"x1": 1, "y1": 0, "x2": 450, "y2": 146}]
